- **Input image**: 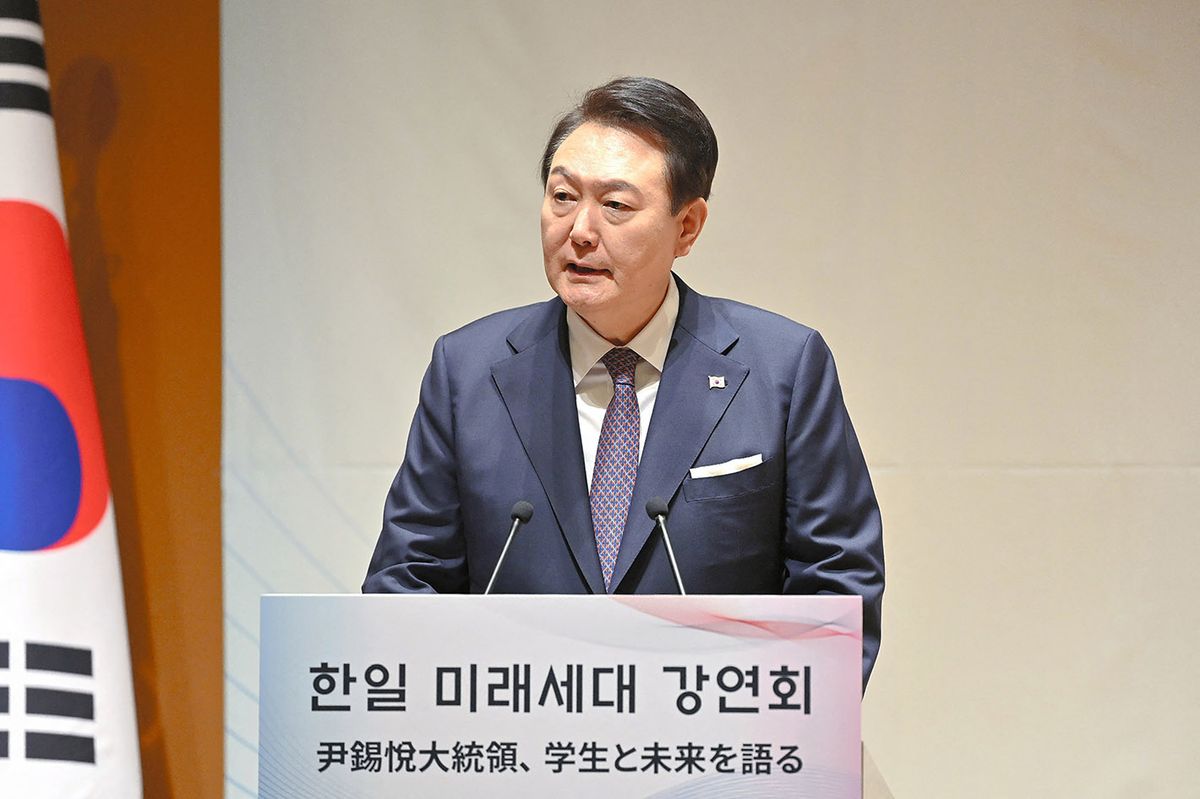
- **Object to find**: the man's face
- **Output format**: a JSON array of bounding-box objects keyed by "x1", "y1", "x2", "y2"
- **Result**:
[{"x1": 541, "y1": 122, "x2": 705, "y2": 344}]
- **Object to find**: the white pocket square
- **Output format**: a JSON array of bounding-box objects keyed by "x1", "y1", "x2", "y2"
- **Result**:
[{"x1": 689, "y1": 454, "x2": 764, "y2": 480}]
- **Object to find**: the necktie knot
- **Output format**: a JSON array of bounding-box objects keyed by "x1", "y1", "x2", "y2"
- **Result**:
[{"x1": 601, "y1": 347, "x2": 640, "y2": 387}]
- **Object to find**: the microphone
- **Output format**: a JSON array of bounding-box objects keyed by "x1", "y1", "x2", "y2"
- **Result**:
[
  {"x1": 645, "y1": 497, "x2": 686, "y2": 595},
  {"x1": 485, "y1": 501, "x2": 534, "y2": 595}
]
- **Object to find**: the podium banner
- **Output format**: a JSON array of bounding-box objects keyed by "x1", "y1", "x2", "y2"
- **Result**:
[{"x1": 259, "y1": 594, "x2": 862, "y2": 798}]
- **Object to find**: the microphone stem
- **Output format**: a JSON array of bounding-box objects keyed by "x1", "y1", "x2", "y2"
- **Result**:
[
  {"x1": 656, "y1": 514, "x2": 686, "y2": 595},
  {"x1": 485, "y1": 516, "x2": 522, "y2": 595}
]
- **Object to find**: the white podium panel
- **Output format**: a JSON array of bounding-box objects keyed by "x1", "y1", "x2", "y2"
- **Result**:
[{"x1": 259, "y1": 594, "x2": 862, "y2": 798}]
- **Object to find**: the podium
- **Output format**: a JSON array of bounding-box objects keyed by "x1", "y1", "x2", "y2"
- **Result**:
[{"x1": 259, "y1": 594, "x2": 863, "y2": 798}]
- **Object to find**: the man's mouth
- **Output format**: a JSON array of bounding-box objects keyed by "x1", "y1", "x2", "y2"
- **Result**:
[{"x1": 568, "y1": 262, "x2": 609, "y2": 276}]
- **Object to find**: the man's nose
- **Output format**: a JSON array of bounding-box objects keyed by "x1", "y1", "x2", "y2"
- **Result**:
[{"x1": 568, "y1": 204, "x2": 598, "y2": 248}]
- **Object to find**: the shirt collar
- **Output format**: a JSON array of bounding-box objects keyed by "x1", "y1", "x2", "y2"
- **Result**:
[{"x1": 566, "y1": 275, "x2": 679, "y2": 388}]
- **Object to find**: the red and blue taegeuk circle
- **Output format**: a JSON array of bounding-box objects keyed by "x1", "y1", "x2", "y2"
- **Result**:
[{"x1": 1, "y1": 200, "x2": 109, "y2": 551}]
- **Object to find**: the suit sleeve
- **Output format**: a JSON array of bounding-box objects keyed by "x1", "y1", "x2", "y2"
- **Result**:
[
  {"x1": 782, "y1": 330, "x2": 884, "y2": 689},
  {"x1": 362, "y1": 335, "x2": 469, "y2": 593}
]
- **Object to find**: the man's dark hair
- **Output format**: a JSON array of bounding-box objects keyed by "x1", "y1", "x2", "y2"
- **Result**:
[{"x1": 540, "y1": 76, "x2": 718, "y2": 214}]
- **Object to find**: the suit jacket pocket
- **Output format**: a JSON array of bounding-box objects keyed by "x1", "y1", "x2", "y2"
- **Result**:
[{"x1": 682, "y1": 455, "x2": 780, "y2": 502}]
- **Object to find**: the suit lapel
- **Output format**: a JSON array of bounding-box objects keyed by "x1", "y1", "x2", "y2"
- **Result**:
[
  {"x1": 491, "y1": 300, "x2": 606, "y2": 594},
  {"x1": 610, "y1": 278, "x2": 748, "y2": 592}
]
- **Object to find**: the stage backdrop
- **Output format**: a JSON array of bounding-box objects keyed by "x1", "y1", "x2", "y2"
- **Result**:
[{"x1": 222, "y1": 2, "x2": 1200, "y2": 797}]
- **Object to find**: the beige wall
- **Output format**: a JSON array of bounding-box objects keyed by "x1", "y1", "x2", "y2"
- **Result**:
[
  {"x1": 223, "y1": 2, "x2": 1199, "y2": 796},
  {"x1": 837, "y1": 6, "x2": 1200, "y2": 795},
  {"x1": 42, "y1": 2, "x2": 223, "y2": 797}
]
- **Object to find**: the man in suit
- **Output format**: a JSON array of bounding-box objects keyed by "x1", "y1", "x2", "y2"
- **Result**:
[{"x1": 363, "y1": 77, "x2": 884, "y2": 685}]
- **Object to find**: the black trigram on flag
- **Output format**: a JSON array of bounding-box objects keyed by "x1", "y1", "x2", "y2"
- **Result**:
[
  {"x1": 1, "y1": 639, "x2": 7, "y2": 760},
  {"x1": 0, "y1": 639, "x2": 98, "y2": 764},
  {"x1": 0, "y1": 0, "x2": 50, "y2": 115}
]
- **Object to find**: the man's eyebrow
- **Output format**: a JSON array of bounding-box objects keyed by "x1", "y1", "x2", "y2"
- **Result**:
[
  {"x1": 596, "y1": 179, "x2": 641, "y2": 196},
  {"x1": 549, "y1": 166, "x2": 643, "y2": 196}
]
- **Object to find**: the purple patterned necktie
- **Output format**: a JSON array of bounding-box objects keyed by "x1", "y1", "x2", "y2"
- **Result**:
[{"x1": 590, "y1": 347, "x2": 641, "y2": 589}]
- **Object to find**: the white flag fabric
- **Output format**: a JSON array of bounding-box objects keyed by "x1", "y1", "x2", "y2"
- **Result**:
[{"x1": 0, "y1": 0, "x2": 143, "y2": 795}]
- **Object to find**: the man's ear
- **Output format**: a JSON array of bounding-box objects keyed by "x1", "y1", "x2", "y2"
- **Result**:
[{"x1": 674, "y1": 197, "x2": 709, "y2": 258}]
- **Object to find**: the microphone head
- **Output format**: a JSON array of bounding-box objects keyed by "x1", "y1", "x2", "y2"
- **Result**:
[
  {"x1": 510, "y1": 501, "x2": 534, "y2": 524},
  {"x1": 645, "y1": 497, "x2": 669, "y2": 520}
]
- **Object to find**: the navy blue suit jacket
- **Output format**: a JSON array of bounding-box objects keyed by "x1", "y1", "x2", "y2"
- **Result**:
[{"x1": 364, "y1": 275, "x2": 884, "y2": 684}]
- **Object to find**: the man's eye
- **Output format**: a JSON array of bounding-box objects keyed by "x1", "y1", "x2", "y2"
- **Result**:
[
  {"x1": 604, "y1": 200, "x2": 629, "y2": 211},
  {"x1": 553, "y1": 191, "x2": 573, "y2": 202}
]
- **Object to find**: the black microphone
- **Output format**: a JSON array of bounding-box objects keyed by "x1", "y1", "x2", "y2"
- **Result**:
[
  {"x1": 646, "y1": 497, "x2": 686, "y2": 595},
  {"x1": 485, "y1": 501, "x2": 534, "y2": 595}
]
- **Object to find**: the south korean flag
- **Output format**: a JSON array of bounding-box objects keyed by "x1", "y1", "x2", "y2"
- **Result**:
[{"x1": 1, "y1": 1, "x2": 143, "y2": 795}]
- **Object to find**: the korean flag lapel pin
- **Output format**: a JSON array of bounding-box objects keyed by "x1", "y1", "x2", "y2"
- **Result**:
[{"x1": 708, "y1": 375, "x2": 726, "y2": 390}]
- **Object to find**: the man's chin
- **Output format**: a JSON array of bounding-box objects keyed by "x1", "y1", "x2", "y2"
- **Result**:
[{"x1": 555, "y1": 280, "x2": 613, "y2": 311}]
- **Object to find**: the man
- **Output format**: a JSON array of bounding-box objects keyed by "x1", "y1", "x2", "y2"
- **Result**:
[{"x1": 363, "y1": 77, "x2": 884, "y2": 685}]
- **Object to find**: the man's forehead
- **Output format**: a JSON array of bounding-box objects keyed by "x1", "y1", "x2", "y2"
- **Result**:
[{"x1": 549, "y1": 122, "x2": 668, "y2": 191}]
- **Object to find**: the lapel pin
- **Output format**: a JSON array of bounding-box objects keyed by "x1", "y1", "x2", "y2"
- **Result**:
[{"x1": 708, "y1": 375, "x2": 726, "y2": 390}]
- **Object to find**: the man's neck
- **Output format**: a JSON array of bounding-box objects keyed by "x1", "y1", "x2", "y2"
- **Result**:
[
  {"x1": 565, "y1": 277, "x2": 679, "y2": 387},
  {"x1": 579, "y1": 284, "x2": 671, "y2": 346}
]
